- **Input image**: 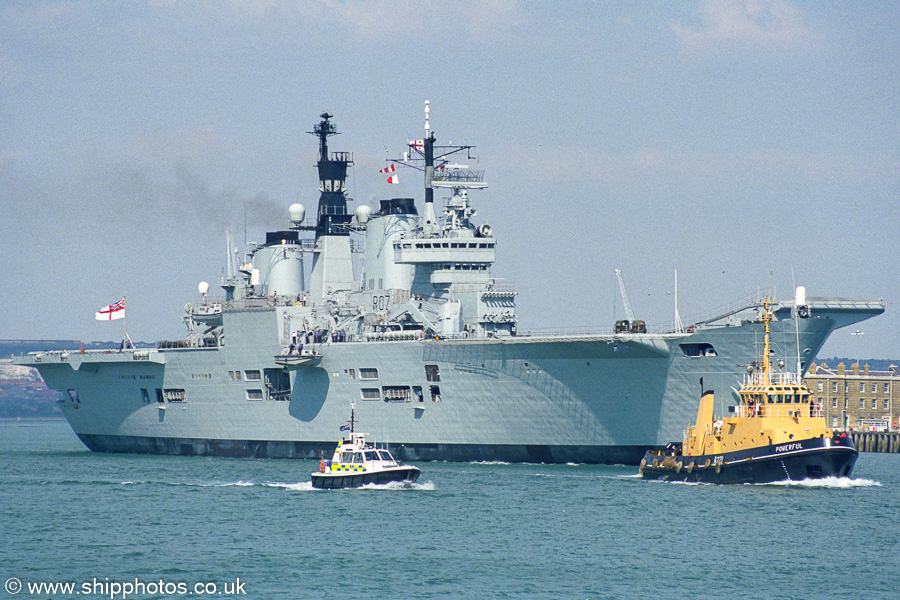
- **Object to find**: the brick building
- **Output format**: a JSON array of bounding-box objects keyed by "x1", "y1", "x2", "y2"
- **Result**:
[{"x1": 803, "y1": 362, "x2": 900, "y2": 431}]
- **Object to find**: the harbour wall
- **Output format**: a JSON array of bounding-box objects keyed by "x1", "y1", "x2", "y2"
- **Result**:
[{"x1": 850, "y1": 431, "x2": 900, "y2": 453}]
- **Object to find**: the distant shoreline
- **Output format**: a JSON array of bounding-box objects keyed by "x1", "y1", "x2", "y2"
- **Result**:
[{"x1": 0, "y1": 417, "x2": 67, "y2": 423}]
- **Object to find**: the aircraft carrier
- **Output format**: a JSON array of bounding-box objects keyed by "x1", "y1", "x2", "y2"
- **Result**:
[{"x1": 16, "y1": 104, "x2": 885, "y2": 464}]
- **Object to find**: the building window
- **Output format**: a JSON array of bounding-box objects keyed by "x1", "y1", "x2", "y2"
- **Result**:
[
  {"x1": 872, "y1": 399, "x2": 877, "y2": 410},
  {"x1": 860, "y1": 399, "x2": 865, "y2": 409},
  {"x1": 885, "y1": 383, "x2": 890, "y2": 394},
  {"x1": 817, "y1": 382, "x2": 823, "y2": 392},
  {"x1": 885, "y1": 399, "x2": 890, "y2": 410},
  {"x1": 832, "y1": 417, "x2": 838, "y2": 427},
  {"x1": 872, "y1": 382, "x2": 878, "y2": 393},
  {"x1": 832, "y1": 398, "x2": 837, "y2": 409},
  {"x1": 832, "y1": 381, "x2": 838, "y2": 392},
  {"x1": 860, "y1": 382, "x2": 866, "y2": 393},
  {"x1": 359, "y1": 368, "x2": 379, "y2": 380},
  {"x1": 844, "y1": 399, "x2": 848, "y2": 409}
]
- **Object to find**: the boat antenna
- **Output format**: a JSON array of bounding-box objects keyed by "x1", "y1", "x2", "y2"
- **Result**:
[{"x1": 350, "y1": 402, "x2": 356, "y2": 434}]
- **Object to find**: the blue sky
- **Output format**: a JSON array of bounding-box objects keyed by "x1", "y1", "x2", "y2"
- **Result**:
[{"x1": 1, "y1": 0, "x2": 898, "y2": 359}]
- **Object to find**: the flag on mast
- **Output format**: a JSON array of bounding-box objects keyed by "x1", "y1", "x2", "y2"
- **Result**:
[{"x1": 95, "y1": 298, "x2": 125, "y2": 321}]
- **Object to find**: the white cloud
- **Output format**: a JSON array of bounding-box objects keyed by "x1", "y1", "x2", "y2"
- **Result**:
[{"x1": 671, "y1": 0, "x2": 822, "y2": 57}]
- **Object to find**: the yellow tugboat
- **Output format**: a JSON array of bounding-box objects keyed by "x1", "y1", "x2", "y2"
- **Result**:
[{"x1": 640, "y1": 297, "x2": 858, "y2": 484}]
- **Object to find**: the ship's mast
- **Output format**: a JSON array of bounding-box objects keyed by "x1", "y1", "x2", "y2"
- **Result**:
[
  {"x1": 308, "y1": 112, "x2": 355, "y2": 302},
  {"x1": 422, "y1": 100, "x2": 439, "y2": 236},
  {"x1": 309, "y1": 112, "x2": 353, "y2": 237}
]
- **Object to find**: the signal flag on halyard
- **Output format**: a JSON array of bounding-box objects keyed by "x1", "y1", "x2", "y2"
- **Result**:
[
  {"x1": 387, "y1": 175, "x2": 400, "y2": 184},
  {"x1": 95, "y1": 298, "x2": 125, "y2": 321},
  {"x1": 409, "y1": 139, "x2": 424, "y2": 149},
  {"x1": 379, "y1": 163, "x2": 396, "y2": 173}
]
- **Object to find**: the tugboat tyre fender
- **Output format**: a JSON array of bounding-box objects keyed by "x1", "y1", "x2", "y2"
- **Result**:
[
  {"x1": 675, "y1": 461, "x2": 683, "y2": 473},
  {"x1": 686, "y1": 462, "x2": 694, "y2": 473}
]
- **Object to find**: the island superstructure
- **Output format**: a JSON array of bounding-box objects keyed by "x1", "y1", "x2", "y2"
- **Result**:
[{"x1": 17, "y1": 105, "x2": 885, "y2": 464}]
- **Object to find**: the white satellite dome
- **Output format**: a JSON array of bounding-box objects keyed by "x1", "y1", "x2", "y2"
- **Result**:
[
  {"x1": 355, "y1": 205, "x2": 372, "y2": 224},
  {"x1": 289, "y1": 203, "x2": 306, "y2": 224},
  {"x1": 198, "y1": 281, "x2": 210, "y2": 295}
]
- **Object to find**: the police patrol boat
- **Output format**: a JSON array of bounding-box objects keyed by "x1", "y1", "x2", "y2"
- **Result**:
[
  {"x1": 15, "y1": 103, "x2": 885, "y2": 465},
  {"x1": 311, "y1": 405, "x2": 421, "y2": 489},
  {"x1": 639, "y1": 294, "x2": 859, "y2": 484}
]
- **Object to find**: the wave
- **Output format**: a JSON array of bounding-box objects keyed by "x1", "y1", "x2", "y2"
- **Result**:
[{"x1": 761, "y1": 476, "x2": 881, "y2": 489}]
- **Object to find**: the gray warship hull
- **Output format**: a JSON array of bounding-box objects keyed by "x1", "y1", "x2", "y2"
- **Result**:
[
  {"x1": 16, "y1": 109, "x2": 885, "y2": 464},
  {"x1": 23, "y1": 300, "x2": 881, "y2": 465}
]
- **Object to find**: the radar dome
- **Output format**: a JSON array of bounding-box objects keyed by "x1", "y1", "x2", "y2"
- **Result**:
[
  {"x1": 355, "y1": 205, "x2": 372, "y2": 224},
  {"x1": 198, "y1": 281, "x2": 210, "y2": 295},
  {"x1": 289, "y1": 203, "x2": 305, "y2": 224}
]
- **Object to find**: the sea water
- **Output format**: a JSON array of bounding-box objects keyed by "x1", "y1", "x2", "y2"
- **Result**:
[{"x1": 1, "y1": 421, "x2": 897, "y2": 599}]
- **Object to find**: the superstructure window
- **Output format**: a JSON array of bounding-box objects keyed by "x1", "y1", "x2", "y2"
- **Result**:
[
  {"x1": 360, "y1": 388, "x2": 381, "y2": 401},
  {"x1": 430, "y1": 385, "x2": 442, "y2": 402},
  {"x1": 140, "y1": 388, "x2": 150, "y2": 403},
  {"x1": 359, "y1": 368, "x2": 379, "y2": 380},
  {"x1": 67, "y1": 389, "x2": 80, "y2": 404},
  {"x1": 245, "y1": 370, "x2": 261, "y2": 381},
  {"x1": 425, "y1": 364, "x2": 441, "y2": 382},
  {"x1": 679, "y1": 343, "x2": 717, "y2": 357},
  {"x1": 164, "y1": 389, "x2": 185, "y2": 403},
  {"x1": 247, "y1": 389, "x2": 263, "y2": 400},
  {"x1": 383, "y1": 386, "x2": 411, "y2": 402}
]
